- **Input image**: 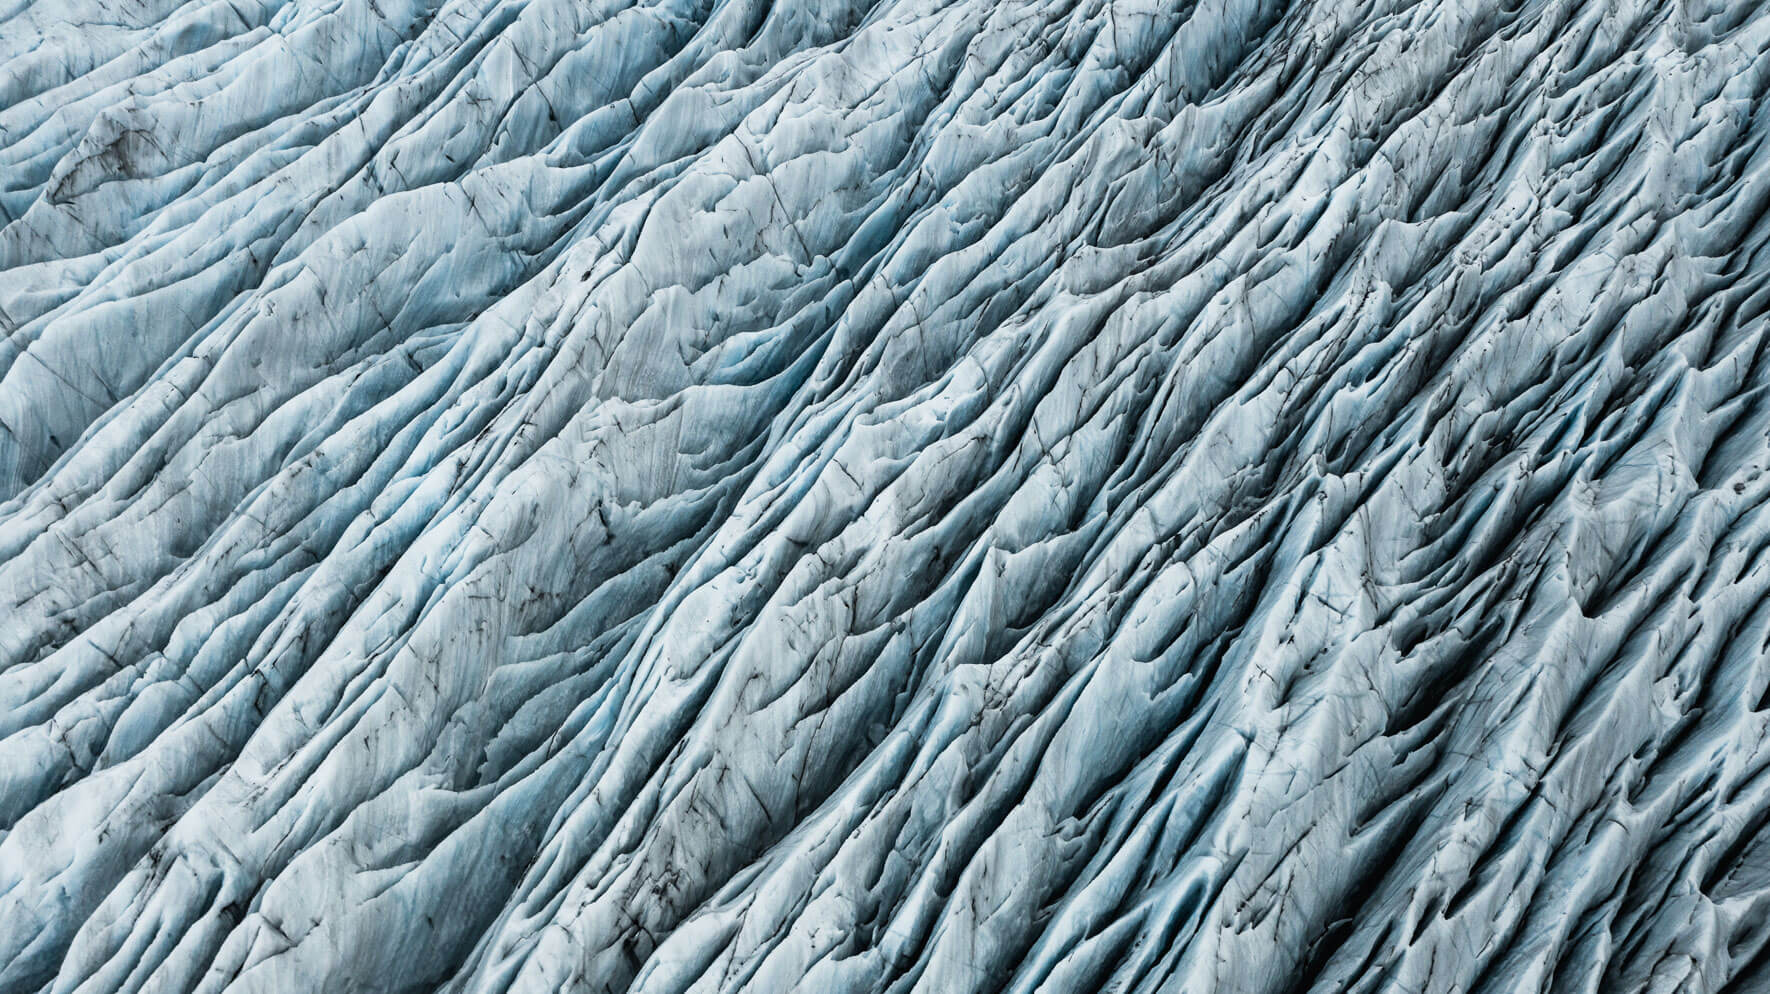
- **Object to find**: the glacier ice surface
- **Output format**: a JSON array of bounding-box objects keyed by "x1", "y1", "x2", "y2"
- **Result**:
[{"x1": 5, "y1": 0, "x2": 1770, "y2": 991}]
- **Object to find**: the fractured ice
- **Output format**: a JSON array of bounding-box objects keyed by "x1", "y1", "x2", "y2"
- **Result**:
[{"x1": 4, "y1": 0, "x2": 1770, "y2": 991}]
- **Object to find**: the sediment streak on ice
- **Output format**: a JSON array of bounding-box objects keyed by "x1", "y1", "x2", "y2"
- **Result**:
[{"x1": 4, "y1": 0, "x2": 1770, "y2": 991}]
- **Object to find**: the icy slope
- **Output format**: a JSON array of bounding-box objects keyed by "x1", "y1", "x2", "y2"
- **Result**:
[{"x1": 5, "y1": 0, "x2": 1770, "y2": 991}]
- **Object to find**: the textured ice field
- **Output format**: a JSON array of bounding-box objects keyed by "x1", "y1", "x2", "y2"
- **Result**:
[{"x1": 5, "y1": 0, "x2": 1770, "y2": 991}]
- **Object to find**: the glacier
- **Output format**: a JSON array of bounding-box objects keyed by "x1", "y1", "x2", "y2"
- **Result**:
[{"x1": 5, "y1": 0, "x2": 1770, "y2": 990}]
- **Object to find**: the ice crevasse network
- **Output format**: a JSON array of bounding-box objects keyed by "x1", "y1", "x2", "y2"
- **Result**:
[{"x1": 4, "y1": 0, "x2": 1770, "y2": 992}]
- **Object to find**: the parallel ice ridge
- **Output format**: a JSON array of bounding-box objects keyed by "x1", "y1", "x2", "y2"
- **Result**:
[{"x1": 4, "y1": 0, "x2": 1770, "y2": 991}]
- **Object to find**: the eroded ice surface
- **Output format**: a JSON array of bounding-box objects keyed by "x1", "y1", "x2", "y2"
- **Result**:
[{"x1": 5, "y1": 0, "x2": 1770, "y2": 991}]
